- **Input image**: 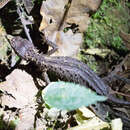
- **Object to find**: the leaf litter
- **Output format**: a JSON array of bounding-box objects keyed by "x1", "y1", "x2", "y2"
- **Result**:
[{"x1": 0, "y1": 0, "x2": 130, "y2": 129}]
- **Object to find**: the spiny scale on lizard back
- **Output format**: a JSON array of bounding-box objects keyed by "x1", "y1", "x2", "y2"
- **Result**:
[
  {"x1": 11, "y1": 36, "x2": 37, "y2": 60},
  {"x1": 10, "y1": 36, "x2": 110, "y2": 96},
  {"x1": 11, "y1": 37, "x2": 49, "y2": 69}
]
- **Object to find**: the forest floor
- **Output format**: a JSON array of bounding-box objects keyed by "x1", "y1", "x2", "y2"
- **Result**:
[{"x1": 0, "y1": 0, "x2": 130, "y2": 129}]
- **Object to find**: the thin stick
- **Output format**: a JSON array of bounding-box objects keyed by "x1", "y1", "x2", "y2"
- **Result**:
[{"x1": 16, "y1": 0, "x2": 33, "y2": 43}]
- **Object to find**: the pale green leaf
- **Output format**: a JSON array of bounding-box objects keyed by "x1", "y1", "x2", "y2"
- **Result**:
[{"x1": 43, "y1": 82, "x2": 107, "y2": 111}]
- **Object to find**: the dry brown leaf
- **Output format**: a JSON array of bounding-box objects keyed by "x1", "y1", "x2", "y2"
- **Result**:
[
  {"x1": 0, "y1": 69, "x2": 38, "y2": 108},
  {"x1": 63, "y1": 0, "x2": 90, "y2": 32},
  {"x1": 15, "y1": 105, "x2": 37, "y2": 130},
  {"x1": 120, "y1": 31, "x2": 130, "y2": 50},
  {"x1": 111, "y1": 118, "x2": 123, "y2": 130},
  {"x1": 39, "y1": 0, "x2": 101, "y2": 57},
  {"x1": 0, "y1": 69, "x2": 38, "y2": 129},
  {"x1": 50, "y1": 30, "x2": 83, "y2": 57},
  {"x1": 39, "y1": 0, "x2": 101, "y2": 33},
  {"x1": 85, "y1": 0, "x2": 102, "y2": 11},
  {"x1": 123, "y1": 84, "x2": 130, "y2": 101},
  {"x1": 39, "y1": 0, "x2": 68, "y2": 34},
  {"x1": 124, "y1": 54, "x2": 130, "y2": 70},
  {"x1": 82, "y1": 48, "x2": 112, "y2": 58},
  {"x1": 68, "y1": 117, "x2": 110, "y2": 130}
]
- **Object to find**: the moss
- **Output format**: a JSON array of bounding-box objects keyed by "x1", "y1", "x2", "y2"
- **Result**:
[
  {"x1": 80, "y1": 0, "x2": 129, "y2": 72},
  {"x1": 84, "y1": 0, "x2": 129, "y2": 53},
  {"x1": 79, "y1": 54, "x2": 98, "y2": 72}
]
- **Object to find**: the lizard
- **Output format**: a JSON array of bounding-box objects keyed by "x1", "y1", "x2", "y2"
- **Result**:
[{"x1": 9, "y1": 36, "x2": 130, "y2": 106}]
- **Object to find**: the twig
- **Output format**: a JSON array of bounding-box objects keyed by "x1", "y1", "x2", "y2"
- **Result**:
[
  {"x1": 16, "y1": 0, "x2": 33, "y2": 43},
  {"x1": 58, "y1": 0, "x2": 72, "y2": 30},
  {"x1": 112, "y1": 91, "x2": 130, "y2": 98},
  {"x1": 103, "y1": 54, "x2": 130, "y2": 83}
]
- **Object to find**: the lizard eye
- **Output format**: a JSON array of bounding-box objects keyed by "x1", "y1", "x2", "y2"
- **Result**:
[
  {"x1": 11, "y1": 38, "x2": 17, "y2": 48},
  {"x1": 11, "y1": 38, "x2": 15, "y2": 41},
  {"x1": 11, "y1": 38, "x2": 15, "y2": 44}
]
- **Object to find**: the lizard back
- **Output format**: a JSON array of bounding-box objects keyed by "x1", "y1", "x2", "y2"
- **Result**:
[
  {"x1": 10, "y1": 36, "x2": 109, "y2": 96},
  {"x1": 10, "y1": 36, "x2": 130, "y2": 105}
]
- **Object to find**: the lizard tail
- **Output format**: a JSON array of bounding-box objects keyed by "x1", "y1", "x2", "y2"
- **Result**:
[{"x1": 108, "y1": 94, "x2": 130, "y2": 106}]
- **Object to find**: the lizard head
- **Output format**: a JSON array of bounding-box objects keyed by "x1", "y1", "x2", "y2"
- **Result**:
[{"x1": 10, "y1": 36, "x2": 34, "y2": 59}]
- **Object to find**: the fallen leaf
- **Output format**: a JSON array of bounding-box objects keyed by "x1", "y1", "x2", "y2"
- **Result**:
[
  {"x1": 43, "y1": 82, "x2": 107, "y2": 111},
  {"x1": 64, "y1": 0, "x2": 90, "y2": 32},
  {"x1": 78, "y1": 107, "x2": 95, "y2": 119},
  {"x1": 68, "y1": 116, "x2": 110, "y2": 130},
  {"x1": 15, "y1": 105, "x2": 37, "y2": 130},
  {"x1": 39, "y1": 0, "x2": 68, "y2": 33},
  {"x1": 119, "y1": 31, "x2": 130, "y2": 50},
  {"x1": 0, "y1": 69, "x2": 38, "y2": 108},
  {"x1": 111, "y1": 118, "x2": 123, "y2": 130},
  {"x1": 82, "y1": 48, "x2": 112, "y2": 58},
  {"x1": 39, "y1": 0, "x2": 102, "y2": 57},
  {"x1": 85, "y1": 0, "x2": 102, "y2": 11},
  {"x1": 50, "y1": 30, "x2": 83, "y2": 57}
]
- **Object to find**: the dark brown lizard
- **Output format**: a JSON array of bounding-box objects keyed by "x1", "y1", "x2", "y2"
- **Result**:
[{"x1": 9, "y1": 36, "x2": 130, "y2": 106}]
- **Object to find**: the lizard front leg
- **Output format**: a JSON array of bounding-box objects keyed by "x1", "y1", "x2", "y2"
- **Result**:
[{"x1": 46, "y1": 39, "x2": 58, "y2": 56}]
